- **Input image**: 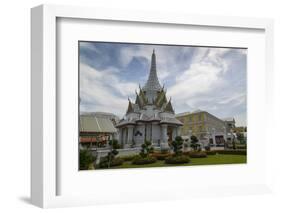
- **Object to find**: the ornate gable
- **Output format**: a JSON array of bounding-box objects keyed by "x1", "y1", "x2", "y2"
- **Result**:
[
  {"x1": 164, "y1": 99, "x2": 175, "y2": 113},
  {"x1": 126, "y1": 99, "x2": 134, "y2": 114}
]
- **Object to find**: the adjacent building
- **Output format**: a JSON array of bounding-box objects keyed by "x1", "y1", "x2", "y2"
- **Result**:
[
  {"x1": 116, "y1": 50, "x2": 183, "y2": 149},
  {"x1": 79, "y1": 112, "x2": 119, "y2": 148},
  {"x1": 176, "y1": 110, "x2": 235, "y2": 147}
]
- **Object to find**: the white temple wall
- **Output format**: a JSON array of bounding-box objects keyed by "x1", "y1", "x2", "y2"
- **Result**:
[
  {"x1": 122, "y1": 128, "x2": 127, "y2": 146},
  {"x1": 127, "y1": 126, "x2": 134, "y2": 145},
  {"x1": 145, "y1": 124, "x2": 151, "y2": 142},
  {"x1": 133, "y1": 124, "x2": 145, "y2": 146},
  {"x1": 151, "y1": 124, "x2": 161, "y2": 145},
  {"x1": 172, "y1": 127, "x2": 177, "y2": 140}
]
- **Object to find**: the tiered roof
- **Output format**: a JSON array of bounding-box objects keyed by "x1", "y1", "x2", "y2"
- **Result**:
[
  {"x1": 142, "y1": 49, "x2": 162, "y2": 91},
  {"x1": 117, "y1": 50, "x2": 182, "y2": 127}
]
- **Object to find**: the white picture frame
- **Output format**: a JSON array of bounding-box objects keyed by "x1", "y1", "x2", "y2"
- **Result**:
[{"x1": 31, "y1": 4, "x2": 274, "y2": 208}]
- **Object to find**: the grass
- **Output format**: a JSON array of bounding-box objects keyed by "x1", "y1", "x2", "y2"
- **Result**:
[{"x1": 97, "y1": 154, "x2": 247, "y2": 169}]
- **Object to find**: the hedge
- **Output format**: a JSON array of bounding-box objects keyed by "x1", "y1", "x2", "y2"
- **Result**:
[
  {"x1": 98, "y1": 157, "x2": 124, "y2": 168},
  {"x1": 165, "y1": 155, "x2": 190, "y2": 164},
  {"x1": 206, "y1": 151, "x2": 217, "y2": 155},
  {"x1": 216, "y1": 150, "x2": 247, "y2": 155},
  {"x1": 120, "y1": 154, "x2": 139, "y2": 161},
  {"x1": 132, "y1": 156, "x2": 157, "y2": 165},
  {"x1": 189, "y1": 151, "x2": 207, "y2": 158},
  {"x1": 206, "y1": 150, "x2": 246, "y2": 155},
  {"x1": 150, "y1": 153, "x2": 172, "y2": 160}
]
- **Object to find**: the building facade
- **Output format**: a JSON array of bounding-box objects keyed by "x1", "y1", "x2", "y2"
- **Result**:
[
  {"x1": 176, "y1": 110, "x2": 235, "y2": 147},
  {"x1": 116, "y1": 50, "x2": 183, "y2": 149},
  {"x1": 79, "y1": 112, "x2": 118, "y2": 148}
]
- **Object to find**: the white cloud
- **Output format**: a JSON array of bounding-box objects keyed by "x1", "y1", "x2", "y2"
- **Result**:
[
  {"x1": 167, "y1": 48, "x2": 230, "y2": 108},
  {"x1": 218, "y1": 92, "x2": 246, "y2": 106},
  {"x1": 80, "y1": 63, "x2": 137, "y2": 116},
  {"x1": 119, "y1": 45, "x2": 184, "y2": 82},
  {"x1": 80, "y1": 43, "x2": 247, "y2": 126}
]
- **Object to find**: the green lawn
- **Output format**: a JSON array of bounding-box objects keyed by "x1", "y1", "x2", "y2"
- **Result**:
[{"x1": 104, "y1": 154, "x2": 247, "y2": 169}]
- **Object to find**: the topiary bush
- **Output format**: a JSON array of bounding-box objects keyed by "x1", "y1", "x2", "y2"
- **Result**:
[
  {"x1": 132, "y1": 155, "x2": 157, "y2": 165},
  {"x1": 236, "y1": 144, "x2": 247, "y2": 150},
  {"x1": 189, "y1": 151, "x2": 207, "y2": 158},
  {"x1": 110, "y1": 157, "x2": 124, "y2": 167},
  {"x1": 120, "y1": 154, "x2": 139, "y2": 162},
  {"x1": 171, "y1": 136, "x2": 183, "y2": 156},
  {"x1": 206, "y1": 151, "x2": 217, "y2": 155},
  {"x1": 99, "y1": 157, "x2": 124, "y2": 168},
  {"x1": 165, "y1": 155, "x2": 190, "y2": 164},
  {"x1": 182, "y1": 151, "x2": 190, "y2": 156},
  {"x1": 140, "y1": 140, "x2": 154, "y2": 158},
  {"x1": 216, "y1": 150, "x2": 247, "y2": 155},
  {"x1": 150, "y1": 152, "x2": 172, "y2": 160},
  {"x1": 190, "y1": 135, "x2": 200, "y2": 151},
  {"x1": 79, "y1": 149, "x2": 96, "y2": 170},
  {"x1": 204, "y1": 146, "x2": 211, "y2": 151}
]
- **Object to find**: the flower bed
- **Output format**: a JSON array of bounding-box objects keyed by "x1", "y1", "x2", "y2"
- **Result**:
[
  {"x1": 98, "y1": 157, "x2": 124, "y2": 168},
  {"x1": 165, "y1": 155, "x2": 190, "y2": 164},
  {"x1": 206, "y1": 151, "x2": 217, "y2": 155},
  {"x1": 216, "y1": 150, "x2": 247, "y2": 155},
  {"x1": 189, "y1": 151, "x2": 207, "y2": 158},
  {"x1": 120, "y1": 154, "x2": 139, "y2": 161},
  {"x1": 150, "y1": 152, "x2": 172, "y2": 160},
  {"x1": 132, "y1": 156, "x2": 157, "y2": 165}
]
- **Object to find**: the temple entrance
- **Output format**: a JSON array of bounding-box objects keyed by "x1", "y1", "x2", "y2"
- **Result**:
[
  {"x1": 215, "y1": 135, "x2": 225, "y2": 146},
  {"x1": 167, "y1": 126, "x2": 173, "y2": 144}
]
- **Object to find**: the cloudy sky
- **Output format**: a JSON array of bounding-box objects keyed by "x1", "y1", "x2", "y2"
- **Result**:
[{"x1": 79, "y1": 42, "x2": 247, "y2": 126}]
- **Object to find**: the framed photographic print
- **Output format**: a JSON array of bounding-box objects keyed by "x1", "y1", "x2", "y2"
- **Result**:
[
  {"x1": 31, "y1": 4, "x2": 274, "y2": 208},
  {"x1": 78, "y1": 41, "x2": 247, "y2": 170}
]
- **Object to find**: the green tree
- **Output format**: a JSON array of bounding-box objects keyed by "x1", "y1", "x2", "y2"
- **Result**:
[
  {"x1": 79, "y1": 149, "x2": 95, "y2": 170},
  {"x1": 190, "y1": 135, "x2": 199, "y2": 151},
  {"x1": 140, "y1": 140, "x2": 154, "y2": 158},
  {"x1": 171, "y1": 136, "x2": 183, "y2": 156},
  {"x1": 106, "y1": 139, "x2": 120, "y2": 168},
  {"x1": 236, "y1": 132, "x2": 245, "y2": 144}
]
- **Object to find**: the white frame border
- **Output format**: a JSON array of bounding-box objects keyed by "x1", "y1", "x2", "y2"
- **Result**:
[{"x1": 31, "y1": 4, "x2": 274, "y2": 208}]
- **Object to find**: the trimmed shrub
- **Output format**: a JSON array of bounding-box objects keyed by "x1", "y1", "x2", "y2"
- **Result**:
[
  {"x1": 132, "y1": 156, "x2": 157, "y2": 165},
  {"x1": 160, "y1": 149, "x2": 169, "y2": 154},
  {"x1": 204, "y1": 146, "x2": 211, "y2": 151},
  {"x1": 190, "y1": 135, "x2": 200, "y2": 151},
  {"x1": 236, "y1": 144, "x2": 247, "y2": 150},
  {"x1": 182, "y1": 151, "x2": 190, "y2": 156},
  {"x1": 79, "y1": 149, "x2": 96, "y2": 170},
  {"x1": 150, "y1": 152, "x2": 172, "y2": 160},
  {"x1": 189, "y1": 151, "x2": 207, "y2": 158},
  {"x1": 165, "y1": 155, "x2": 190, "y2": 164},
  {"x1": 110, "y1": 157, "x2": 124, "y2": 166},
  {"x1": 99, "y1": 157, "x2": 124, "y2": 168},
  {"x1": 171, "y1": 136, "x2": 183, "y2": 155},
  {"x1": 140, "y1": 140, "x2": 154, "y2": 158},
  {"x1": 120, "y1": 154, "x2": 138, "y2": 162},
  {"x1": 206, "y1": 151, "x2": 217, "y2": 155},
  {"x1": 216, "y1": 150, "x2": 247, "y2": 155}
]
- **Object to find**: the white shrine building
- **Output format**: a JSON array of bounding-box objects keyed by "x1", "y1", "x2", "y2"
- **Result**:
[{"x1": 116, "y1": 50, "x2": 183, "y2": 149}]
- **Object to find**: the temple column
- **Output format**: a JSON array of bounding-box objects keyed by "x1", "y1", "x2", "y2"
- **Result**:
[
  {"x1": 176, "y1": 126, "x2": 180, "y2": 136},
  {"x1": 146, "y1": 124, "x2": 151, "y2": 142},
  {"x1": 151, "y1": 122, "x2": 160, "y2": 146},
  {"x1": 223, "y1": 126, "x2": 227, "y2": 141},
  {"x1": 118, "y1": 128, "x2": 123, "y2": 145},
  {"x1": 122, "y1": 128, "x2": 127, "y2": 147},
  {"x1": 172, "y1": 127, "x2": 177, "y2": 141},
  {"x1": 212, "y1": 128, "x2": 217, "y2": 147},
  {"x1": 127, "y1": 125, "x2": 134, "y2": 146},
  {"x1": 140, "y1": 123, "x2": 146, "y2": 145},
  {"x1": 160, "y1": 124, "x2": 169, "y2": 150}
]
